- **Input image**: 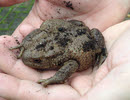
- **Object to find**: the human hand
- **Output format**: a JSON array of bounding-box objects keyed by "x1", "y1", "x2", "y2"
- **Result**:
[
  {"x1": 0, "y1": 20, "x2": 130, "y2": 100},
  {"x1": 80, "y1": 20, "x2": 130, "y2": 100},
  {"x1": 0, "y1": 0, "x2": 130, "y2": 100},
  {"x1": 12, "y1": 0, "x2": 130, "y2": 38}
]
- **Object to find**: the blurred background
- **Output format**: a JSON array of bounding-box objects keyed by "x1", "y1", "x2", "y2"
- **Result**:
[
  {"x1": 0, "y1": 0, "x2": 34, "y2": 35},
  {"x1": 0, "y1": 0, "x2": 130, "y2": 35}
]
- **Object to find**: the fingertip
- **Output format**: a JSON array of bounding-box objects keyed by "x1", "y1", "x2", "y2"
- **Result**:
[
  {"x1": 12, "y1": 60, "x2": 41, "y2": 81},
  {"x1": 12, "y1": 23, "x2": 36, "y2": 39},
  {"x1": 19, "y1": 24, "x2": 36, "y2": 37}
]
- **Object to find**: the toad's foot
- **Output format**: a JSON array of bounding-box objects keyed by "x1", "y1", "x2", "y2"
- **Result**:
[
  {"x1": 9, "y1": 44, "x2": 25, "y2": 58},
  {"x1": 37, "y1": 78, "x2": 65, "y2": 87},
  {"x1": 37, "y1": 60, "x2": 79, "y2": 87}
]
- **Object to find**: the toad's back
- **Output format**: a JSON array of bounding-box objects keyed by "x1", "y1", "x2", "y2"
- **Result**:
[{"x1": 21, "y1": 19, "x2": 101, "y2": 71}]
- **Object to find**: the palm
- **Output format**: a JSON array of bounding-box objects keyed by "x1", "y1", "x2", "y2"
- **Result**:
[{"x1": 0, "y1": 0, "x2": 129, "y2": 100}]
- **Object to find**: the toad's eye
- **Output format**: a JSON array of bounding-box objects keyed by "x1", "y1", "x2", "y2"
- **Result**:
[
  {"x1": 68, "y1": 20, "x2": 85, "y2": 26},
  {"x1": 33, "y1": 59, "x2": 41, "y2": 63}
]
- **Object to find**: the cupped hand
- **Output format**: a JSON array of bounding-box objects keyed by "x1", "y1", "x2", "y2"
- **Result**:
[
  {"x1": 0, "y1": 0, "x2": 130, "y2": 100},
  {"x1": 0, "y1": 20, "x2": 130, "y2": 100}
]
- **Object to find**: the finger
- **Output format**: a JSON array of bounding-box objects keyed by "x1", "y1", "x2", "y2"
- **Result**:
[
  {"x1": 69, "y1": 61, "x2": 109, "y2": 96},
  {"x1": 102, "y1": 20, "x2": 130, "y2": 70},
  {"x1": 81, "y1": 62, "x2": 130, "y2": 100},
  {"x1": 107, "y1": 23, "x2": 130, "y2": 70},
  {"x1": 103, "y1": 20, "x2": 130, "y2": 50},
  {"x1": 0, "y1": 36, "x2": 41, "y2": 81},
  {"x1": 93, "y1": 61, "x2": 109, "y2": 85},
  {"x1": 70, "y1": 74, "x2": 93, "y2": 96},
  {"x1": 0, "y1": 73, "x2": 80, "y2": 100},
  {"x1": 0, "y1": 73, "x2": 47, "y2": 100},
  {"x1": 0, "y1": 0, "x2": 28, "y2": 7},
  {"x1": 93, "y1": 21, "x2": 130, "y2": 82},
  {"x1": 12, "y1": 20, "x2": 38, "y2": 38}
]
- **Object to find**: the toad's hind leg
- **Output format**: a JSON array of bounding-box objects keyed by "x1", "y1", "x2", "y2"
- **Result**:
[
  {"x1": 17, "y1": 47, "x2": 25, "y2": 58},
  {"x1": 37, "y1": 60, "x2": 79, "y2": 87},
  {"x1": 94, "y1": 47, "x2": 108, "y2": 68}
]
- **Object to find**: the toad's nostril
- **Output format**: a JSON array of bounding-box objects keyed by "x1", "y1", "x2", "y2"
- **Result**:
[{"x1": 33, "y1": 59, "x2": 42, "y2": 63}]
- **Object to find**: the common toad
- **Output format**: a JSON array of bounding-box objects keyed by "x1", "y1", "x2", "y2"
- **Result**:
[{"x1": 10, "y1": 19, "x2": 107, "y2": 87}]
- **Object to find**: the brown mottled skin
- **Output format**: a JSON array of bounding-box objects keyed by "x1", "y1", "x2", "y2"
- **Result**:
[{"x1": 10, "y1": 19, "x2": 107, "y2": 87}]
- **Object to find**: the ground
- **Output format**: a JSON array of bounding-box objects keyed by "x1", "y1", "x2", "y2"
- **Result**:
[{"x1": 0, "y1": 0, "x2": 34, "y2": 35}]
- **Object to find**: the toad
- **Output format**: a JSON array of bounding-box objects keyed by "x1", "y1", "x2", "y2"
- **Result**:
[{"x1": 10, "y1": 19, "x2": 107, "y2": 87}]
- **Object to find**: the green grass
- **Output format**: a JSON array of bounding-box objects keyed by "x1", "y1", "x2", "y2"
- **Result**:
[{"x1": 0, "y1": 0, "x2": 34, "y2": 35}]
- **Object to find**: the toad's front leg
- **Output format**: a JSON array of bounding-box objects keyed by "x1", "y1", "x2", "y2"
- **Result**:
[
  {"x1": 37, "y1": 60, "x2": 79, "y2": 87},
  {"x1": 9, "y1": 44, "x2": 25, "y2": 58}
]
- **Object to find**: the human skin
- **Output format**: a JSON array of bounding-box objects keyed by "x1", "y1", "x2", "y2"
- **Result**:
[
  {"x1": 0, "y1": 0, "x2": 130, "y2": 100},
  {"x1": 0, "y1": 0, "x2": 28, "y2": 7},
  {"x1": 0, "y1": 20, "x2": 130, "y2": 100}
]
